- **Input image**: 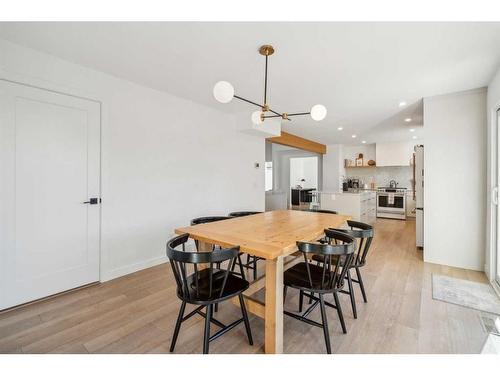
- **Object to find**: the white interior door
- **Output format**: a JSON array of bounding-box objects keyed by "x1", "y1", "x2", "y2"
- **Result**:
[{"x1": 0, "y1": 80, "x2": 101, "y2": 310}]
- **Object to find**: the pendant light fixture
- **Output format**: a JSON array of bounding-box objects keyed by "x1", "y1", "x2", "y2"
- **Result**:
[{"x1": 213, "y1": 45, "x2": 327, "y2": 124}]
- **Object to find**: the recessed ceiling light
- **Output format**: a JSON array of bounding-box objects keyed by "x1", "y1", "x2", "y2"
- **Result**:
[
  {"x1": 351, "y1": 135, "x2": 357, "y2": 138},
  {"x1": 409, "y1": 128, "x2": 415, "y2": 132},
  {"x1": 361, "y1": 140, "x2": 366, "y2": 144},
  {"x1": 412, "y1": 135, "x2": 417, "y2": 139},
  {"x1": 337, "y1": 127, "x2": 343, "y2": 131},
  {"x1": 399, "y1": 101, "x2": 407, "y2": 107},
  {"x1": 405, "y1": 118, "x2": 412, "y2": 122}
]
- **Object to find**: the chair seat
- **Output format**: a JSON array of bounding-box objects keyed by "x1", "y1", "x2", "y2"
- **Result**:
[
  {"x1": 179, "y1": 268, "x2": 249, "y2": 304},
  {"x1": 284, "y1": 262, "x2": 339, "y2": 293}
]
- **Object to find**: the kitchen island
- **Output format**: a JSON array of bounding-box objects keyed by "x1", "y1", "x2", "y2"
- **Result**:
[{"x1": 319, "y1": 190, "x2": 376, "y2": 223}]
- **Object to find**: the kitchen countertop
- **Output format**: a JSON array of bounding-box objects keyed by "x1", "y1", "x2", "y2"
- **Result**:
[
  {"x1": 318, "y1": 190, "x2": 375, "y2": 195},
  {"x1": 319, "y1": 188, "x2": 414, "y2": 195}
]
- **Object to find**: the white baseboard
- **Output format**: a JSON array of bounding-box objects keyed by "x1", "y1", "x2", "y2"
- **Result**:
[{"x1": 101, "y1": 255, "x2": 169, "y2": 282}]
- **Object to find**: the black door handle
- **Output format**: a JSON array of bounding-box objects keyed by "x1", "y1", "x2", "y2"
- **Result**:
[{"x1": 83, "y1": 198, "x2": 100, "y2": 205}]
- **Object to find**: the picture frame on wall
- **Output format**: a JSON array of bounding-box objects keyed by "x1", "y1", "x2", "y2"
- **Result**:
[{"x1": 355, "y1": 153, "x2": 364, "y2": 167}]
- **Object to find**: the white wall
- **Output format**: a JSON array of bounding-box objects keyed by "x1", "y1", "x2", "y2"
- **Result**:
[
  {"x1": 0, "y1": 39, "x2": 265, "y2": 281},
  {"x1": 424, "y1": 88, "x2": 487, "y2": 271},
  {"x1": 271, "y1": 145, "x2": 322, "y2": 207},
  {"x1": 290, "y1": 157, "x2": 318, "y2": 188},
  {"x1": 486, "y1": 68, "x2": 500, "y2": 281},
  {"x1": 343, "y1": 144, "x2": 376, "y2": 164},
  {"x1": 323, "y1": 144, "x2": 344, "y2": 191}
]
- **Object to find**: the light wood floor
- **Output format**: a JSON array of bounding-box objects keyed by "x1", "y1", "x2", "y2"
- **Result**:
[{"x1": 0, "y1": 219, "x2": 492, "y2": 354}]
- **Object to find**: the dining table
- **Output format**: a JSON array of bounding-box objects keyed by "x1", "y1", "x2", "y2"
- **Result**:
[{"x1": 174, "y1": 209, "x2": 351, "y2": 354}]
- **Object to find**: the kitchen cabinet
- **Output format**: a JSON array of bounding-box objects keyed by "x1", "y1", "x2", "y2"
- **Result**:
[
  {"x1": 319, "y1": 191, "x2": 376, "y2": 223},
  {"x1": 376, "y1": 141, "x2": 416, "y2": 167}
]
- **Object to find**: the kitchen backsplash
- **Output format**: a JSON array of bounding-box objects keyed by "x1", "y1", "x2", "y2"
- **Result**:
[{"x1": 345, "y1": 166, "x2": 413, "y2": 189}]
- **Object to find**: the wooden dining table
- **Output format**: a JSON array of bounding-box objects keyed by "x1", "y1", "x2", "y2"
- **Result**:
[{"x1": 174, "y1": 209, "x2": 350, "y2": 354}]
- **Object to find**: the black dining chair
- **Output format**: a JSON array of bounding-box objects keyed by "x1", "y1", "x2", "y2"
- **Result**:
[
  {"x1": 190, "y1": 216, "x2": 246, "y2": 280},
  {"x1": 312, "y1": 220, "x2": 374, "y2": 319},
  {"x1": 228, "y1": 211, "x2": 262, "y2": 217},
  {"x1": 283, "y1": 230, "x2": 355, "y2": 354},
  {"x1": 167, "y1": 234, "x2": 253, "y2": 354},
  {"x1": 306, "y1": 209, "x2": 338, "y2": 214},
  {"x1": 228, "y1": 211, "x2": 263, "y2": 280}
]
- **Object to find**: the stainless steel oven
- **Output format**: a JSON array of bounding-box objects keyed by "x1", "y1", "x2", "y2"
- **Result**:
[{"x1": 376, "y1": 188, "x2": 406, "y2": 220}]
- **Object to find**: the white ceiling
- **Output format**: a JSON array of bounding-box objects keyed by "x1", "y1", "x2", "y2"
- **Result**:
[{"x1": 0, "y1": 22, "x2": 499, "y2": 145}]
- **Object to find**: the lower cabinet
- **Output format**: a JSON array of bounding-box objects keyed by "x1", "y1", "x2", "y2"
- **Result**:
[{"x1": 320, "y1": 191, "x2": 376, "y2": 224}]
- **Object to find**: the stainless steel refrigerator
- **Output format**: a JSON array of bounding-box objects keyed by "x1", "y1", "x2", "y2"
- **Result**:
[{"x1": 415, "y1": 145, "x2": 424, "y2": 248}]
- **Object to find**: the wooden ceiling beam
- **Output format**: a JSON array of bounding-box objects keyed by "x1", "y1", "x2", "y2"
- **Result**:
[{"x1": 267, "y1": 131, "x2": 326, "y2": 154}]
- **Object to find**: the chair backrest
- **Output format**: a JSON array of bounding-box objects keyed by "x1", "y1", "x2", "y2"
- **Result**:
[
  {"x1": 296, "y1": 231, "x2": 355, "y2": 291},
  {"x1": 327, "y1": 220, "x2": 374, "y2": 267},
  {"x1": 228, "y1": 211, "x2": 262, "y2": 218},
  {"x1": 307, "y1": 209, "x2": 338, "y2": 214},
  {"x1": 190, "y1": 216, "x2": 230, "y2": 226},
  {"x1": 167, "y1": 234, "x2": 240, "y2": 301}
]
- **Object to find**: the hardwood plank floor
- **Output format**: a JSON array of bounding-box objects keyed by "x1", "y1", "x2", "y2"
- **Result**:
[{"x1": 0, "y1": 218, "x2": 492, "y2": 354}]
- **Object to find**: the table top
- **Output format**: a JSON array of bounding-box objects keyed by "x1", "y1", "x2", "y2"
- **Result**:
[{"x1": 175, "y1": 210, "x2": 351, "y2": 260}]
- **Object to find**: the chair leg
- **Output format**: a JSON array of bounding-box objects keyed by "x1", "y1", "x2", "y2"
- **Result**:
[
  {"x1": 203, "y1": 304, "x2": 213, "y2": 354},
  {"x1": 309, "y1": 292, "x2": 314, "y2": 304},
  {"x1": 356, "y1": 267, "x2": 368, "y2": 303},
  {"x1": 299, "y1": 290, "x2": 304, "y2": 312},
  {"x1": 347, "y1": 270, "x2": 357, "y2": 319},
  {"x1": 319, "y1": 294, "x2": 332, "y2": 354},
  {"x1": 237, "y1": 254, "x2": 246, "y2": 281},
  {"x1": 253, "y1": 256, "x2": 257, "y2": 280},
  {"x1": 238, "y1": 294, "x2": 253, "y2": 345},
  {"x1": 214, "y1": 303, "x2": 219, "y2": 313},
  {"x1": 169, "y1": 301, "x2": 186, "y2": 352},
  {"x1": 333, "y1": 292, "x2": 347, "y2": 334}
]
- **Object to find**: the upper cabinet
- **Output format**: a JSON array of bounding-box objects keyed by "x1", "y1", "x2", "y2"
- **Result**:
[{"x1": 376, "y1": 141, "x2": 415, "y2": 167}]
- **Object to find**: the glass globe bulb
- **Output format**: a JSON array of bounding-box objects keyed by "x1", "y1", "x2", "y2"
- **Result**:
[
  {"x1": 310, "y1": 104, "x2": 327, "y2": 121},
  {"x1": 213, "y1": 81, "x2": 234, "y2": 103},
  {"x1": 251, "y1": 111, "x2": 264, "y2": 125}
]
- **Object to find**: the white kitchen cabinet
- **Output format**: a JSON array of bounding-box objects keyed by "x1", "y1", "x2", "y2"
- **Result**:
[
  {"x1": 320, "y1": 191, "x2": 376, "y2": 223},
  {"x1": 376, "y1": 141, "x2": 416, "y2": 167}
]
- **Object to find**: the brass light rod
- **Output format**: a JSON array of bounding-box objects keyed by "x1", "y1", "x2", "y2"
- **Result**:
[
  {"x1": 263, "y1": 112, "x2": 311, "y2": 119},
  {"x1": 234, "y1": 95, "x2": 291, "y2": 121}
]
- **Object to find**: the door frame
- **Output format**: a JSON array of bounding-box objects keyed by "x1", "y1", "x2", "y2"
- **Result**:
[
  {"x1": 0, "y1": 73, "x2": 103, "y2": 283},
  {"x1": 487, "y1": 98, "x2": 500, "y2": 295}
]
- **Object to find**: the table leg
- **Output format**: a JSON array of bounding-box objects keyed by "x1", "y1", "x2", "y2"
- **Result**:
[{"x1": 264, "y1": 256, "x2": 284, "y2": 354}]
